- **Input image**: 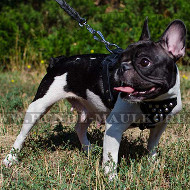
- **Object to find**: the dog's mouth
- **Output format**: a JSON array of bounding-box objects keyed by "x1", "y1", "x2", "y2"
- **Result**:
[{"x1": 114, "y1": 84, "x2": 160, "y2": 100}]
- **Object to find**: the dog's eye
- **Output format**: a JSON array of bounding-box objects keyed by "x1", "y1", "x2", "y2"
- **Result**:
[{"x1": 139, "y1": 58, "x2": 151, "y2": 67}]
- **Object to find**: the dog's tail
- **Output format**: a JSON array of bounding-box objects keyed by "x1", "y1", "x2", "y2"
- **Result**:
[{"x1": 47, "y1": 55, "x2": 66, "y2": 73}]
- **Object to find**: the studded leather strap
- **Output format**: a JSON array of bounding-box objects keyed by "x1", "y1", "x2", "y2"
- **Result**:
[{"x1": 138, "y1": 97, "x2": 177, "y2": 130}]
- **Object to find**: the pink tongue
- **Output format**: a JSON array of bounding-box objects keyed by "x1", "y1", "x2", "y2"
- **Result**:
[{"x1": 114, "y1": 86, "x2": 135, "y2": 93}]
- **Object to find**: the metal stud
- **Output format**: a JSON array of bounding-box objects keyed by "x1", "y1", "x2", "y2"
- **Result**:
[
  {"x1": 164, "y1": 108, "x2": 169, "y2": 113},
  {"x1": 153, "y1": 114, "x2": 159, "y2": 122},
  {"x1": 169, "y1": 102, "x2": 173, "y2": 107},
  {"x1": 163, "y1": 104, "x2": 167, "y2": 108},
  {"x1": 160, "y1": 114, "x2": 164, "y2": 120},
  {"x1": 152, "y1": 108, "x2": 156, "y2": 113},
  {"x1": 155, "y1": 105, "x2": 159, "y2": 108},
  {"x1": 158, "y1": 109, "x2": 162, "y2": 113},
  {"x1": 106, "y1": 90, "x2": 109, "y2": 93}
]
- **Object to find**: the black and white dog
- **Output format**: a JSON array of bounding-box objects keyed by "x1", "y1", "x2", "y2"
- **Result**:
[{"x1": 4, "y1": 19, "x2": 186, "y2": 177}]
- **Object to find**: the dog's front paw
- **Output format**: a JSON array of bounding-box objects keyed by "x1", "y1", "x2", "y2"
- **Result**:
[
  {"x1": 148, "y1": 152, "x2": 158, "y2": 163},
  {"x1": 3, "y1": 153, "x2": 18, "y2": 167},
  {"x1": 108, "y1": 172, "x2": 118, "y2": 181},
  {"x1": 148, "y1": 152, "x2": 166, "y2": 170},
  {"x1": 103, "y1": 164, "x2": 118, "y2": 181}
]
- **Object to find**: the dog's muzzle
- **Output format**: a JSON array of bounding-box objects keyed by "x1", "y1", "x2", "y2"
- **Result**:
[{"x1": 120, "y1": 60, "x2": 168, "y2": 90}]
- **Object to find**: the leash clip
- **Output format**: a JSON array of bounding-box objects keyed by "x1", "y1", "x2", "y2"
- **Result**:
[
  {"x1": 94, "y1": 31, "x2": 120, "y2": 53},
  {"x1": 79, "y1": 22, "x2": 120, "y2": 53},
  {"x1": 79, "y1": 20, "x2": 87, "y2": 27}
]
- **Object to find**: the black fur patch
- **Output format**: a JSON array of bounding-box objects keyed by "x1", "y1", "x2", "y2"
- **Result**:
[
  {"x1": 33, "y1": 73, "x2": 55, "y2": 102},
  {"x1": 33, "y1": 54, "x2": 119, "y2": 109}
]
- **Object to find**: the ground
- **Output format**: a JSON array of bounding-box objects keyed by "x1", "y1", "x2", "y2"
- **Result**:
[{"x1": 0, "y1": 68, "x2": 190, "y2": 189}]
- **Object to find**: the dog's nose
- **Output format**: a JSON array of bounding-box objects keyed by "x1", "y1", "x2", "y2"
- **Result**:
[
  {"x1": 122, "y1": 65, "x2": 131, "y2": 71},
  {"x1": 121, "y1": 62, "x2": 133, "y2": 72}
]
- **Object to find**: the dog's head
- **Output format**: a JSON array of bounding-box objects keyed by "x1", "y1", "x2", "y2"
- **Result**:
[{"x1": 114, "y1": 19, "x2": 186, "y2": 102}]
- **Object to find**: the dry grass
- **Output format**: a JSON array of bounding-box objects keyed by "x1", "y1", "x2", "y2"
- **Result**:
[{"x1": 0, "y1": 69, "x2": 190, "y2": 189}]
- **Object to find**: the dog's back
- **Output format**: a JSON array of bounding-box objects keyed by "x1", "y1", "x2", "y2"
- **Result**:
[{"x1": 34, "y1": 54, "x2": 116, "y2": 109}]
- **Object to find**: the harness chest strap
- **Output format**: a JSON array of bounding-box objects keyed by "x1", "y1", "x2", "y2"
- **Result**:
[{"x1": 138, "y1": 97, "x2": 177, "y2": 130}]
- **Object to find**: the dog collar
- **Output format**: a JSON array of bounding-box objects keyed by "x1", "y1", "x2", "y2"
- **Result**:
[{"x1": 138, "y1": 97, "x2": 177, "y2": 130}]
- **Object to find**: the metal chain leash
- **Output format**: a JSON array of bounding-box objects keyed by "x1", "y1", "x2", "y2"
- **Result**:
[{"x1": 55, "y1": 0, "x2": 120, "y2": 53}]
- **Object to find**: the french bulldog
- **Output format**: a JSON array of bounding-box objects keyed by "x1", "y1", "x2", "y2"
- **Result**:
[
  {"x1": 3, "y1": 19, "x2": 186, "y2": 179},
  {"x1": 103, "y1": 19, "x2": 186, "y2": 177}
]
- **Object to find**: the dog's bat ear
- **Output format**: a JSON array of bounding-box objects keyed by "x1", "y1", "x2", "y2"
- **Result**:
[
  {"x1": 139, "y1": 18, "x2": 151, "y2": 41},
  {"x1": 159, "y1": 20, "x2": 186, "y2": 59}
]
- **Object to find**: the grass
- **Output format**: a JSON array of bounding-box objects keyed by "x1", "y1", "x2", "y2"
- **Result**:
[{"x1": 0, "y1": 66, "x2": 190, "y2": 189}]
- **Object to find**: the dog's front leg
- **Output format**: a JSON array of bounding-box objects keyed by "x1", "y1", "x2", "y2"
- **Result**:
[
  {"x1": 147, "y1": 122, "x2": 167, "y2": 159},
  {"x1": 103, "y1": 96, "x2": 141, "y2": 178},
  {"x1": 103, "y1": 119, "x2": 129, "y2": 178},
  {"x1": 148, "y1": 95, "x2": 182, "y2": 159}
]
